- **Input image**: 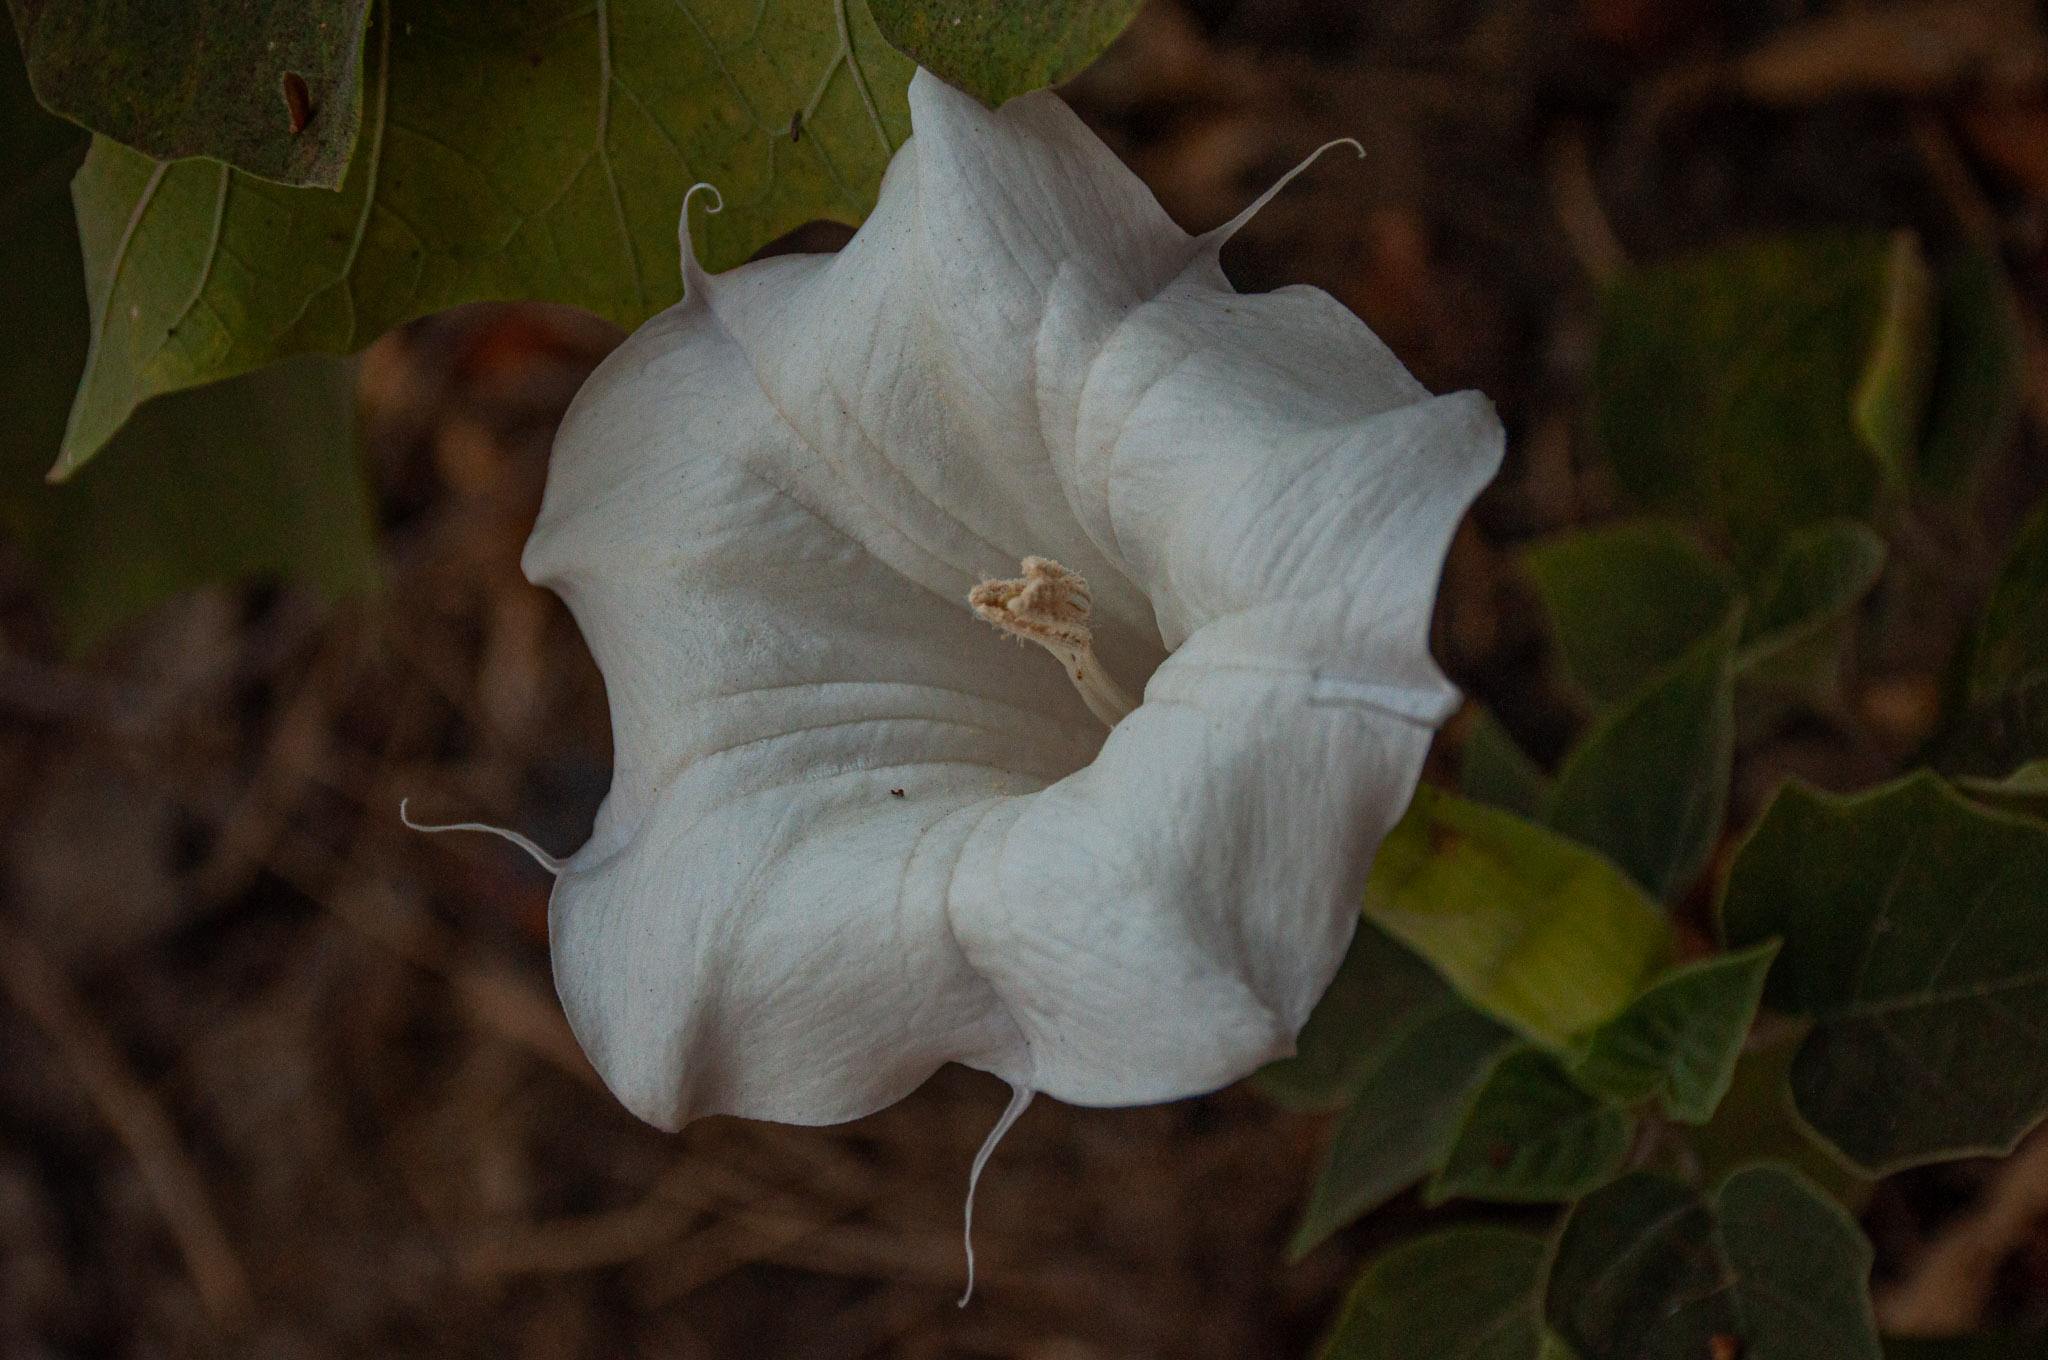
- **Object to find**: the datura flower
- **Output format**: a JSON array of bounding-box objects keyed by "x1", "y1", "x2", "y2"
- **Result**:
[{"x1": 501, "y1": 73, "x2": 1500, "y2": 1153}]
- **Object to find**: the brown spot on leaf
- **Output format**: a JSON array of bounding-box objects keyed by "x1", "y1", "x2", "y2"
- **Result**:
[{"x1": 281, "y1": 71, "x2": 313, "y2": 134}]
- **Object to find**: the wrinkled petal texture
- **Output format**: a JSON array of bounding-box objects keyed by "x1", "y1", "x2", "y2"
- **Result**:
[{"x1": 523, "y1": 72, "x2": 1505, "y2": 1131}]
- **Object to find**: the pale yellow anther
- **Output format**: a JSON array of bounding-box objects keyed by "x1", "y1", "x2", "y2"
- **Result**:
[{"x1": 970, "y1": 556, "x2": 1136, "y2": 728}]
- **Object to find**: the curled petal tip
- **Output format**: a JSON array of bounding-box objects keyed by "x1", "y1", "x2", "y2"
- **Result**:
[
  {"x1": 958, "y1": 1083, "x2": 1034, "y2": 1308},
  {"x1": 1202, "y1": 136, "x2": 1368, "y2": 251},
  {"x1": 398, "y1": 797, "x2": 563, "y2": 877},
  {"x1": 678, "y1": 181, "x2": 725, "y2": 290}
]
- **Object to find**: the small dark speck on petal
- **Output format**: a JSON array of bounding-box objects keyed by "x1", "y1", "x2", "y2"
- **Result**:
[{"x1": 890, "y1": 789, "x2": 905, "y2": 797}]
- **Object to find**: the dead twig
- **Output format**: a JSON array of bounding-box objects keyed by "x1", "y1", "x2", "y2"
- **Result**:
[
  {"x1": 0, "y1": 920, "x2": 255, "y2": 1330},
  {"x1": 1548, "y1": 127, "x2": 1629, "y2": 284},
  {"x1": 1907, "y1": 107, "x2": 2048, "y2": 436},
  {"x1": 460, "y1": 1182, "x2": 710, "y2": 1276},
  {"x1": 1878, "y1": 1128, "x2": 2048, "y2": 1333},
  {"x1": 274, "y1": 837, "x2": 602, "y2": 1091},
  {"x1": 190, "y1": 620, "x2": 369, "y2": 904},
  {"x1": 1736, "y1": 0, "x2": 2048, "y2": 104}
]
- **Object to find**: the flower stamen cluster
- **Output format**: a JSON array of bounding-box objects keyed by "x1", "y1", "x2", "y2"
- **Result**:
[{"x1": 969, "y1": 556, "x2": 1136, "y2": 727}]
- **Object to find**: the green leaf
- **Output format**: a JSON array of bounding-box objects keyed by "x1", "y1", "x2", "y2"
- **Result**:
[
  {"x1": 1523, "y1": 521, "x2": 1737, "y2": 705},
  {"x1": 1430, "y1": 1046, "x2": 1630, "y2": 1204},
  {"x1": 1917, "y1": 246, "x2": 2026, "y2": 497},
  {"x1": 1954, "y1": 760, "x2": 2048, "y2": 821},
  {"x1": 1546, "y1": 1165, "x2": 1882, "y2": 1360},
  {"x1": 1722, "y1": 774, "x2": 2048, "y2": 1173},
  {"x1": 1852, "y1": 231, "x2": 1937, "y2": 484},
  {"x1": 1885, "y1": 1331, "x2": 2048, "y2": 1360},
  {"x1": 0, "y1": 24, "x2": 88, "y2": 489},
  {"x1": 8, "y1": 0, "x2": 372, "y2": 189},
  {"x1": 1549, "y1": 612, "x2": 1740, "y2": 902},
  {"x1": 1292, "y1": 1000, "x2": 1513, "y2": 1255},
  {"x1": 1318, "y1": 1226, "x2": 1547, "y2": 1360},
  {"x1": 1931, "y1": 677, "x2": 2048, "y2": 780},
  {"x1": 1970, "y1": 499, "x2": 2048, "y2": 706},
  {"x1": 869, "y1": 0, "x2": 1140, "y2": 107},
  {"x1": 1934, "y1": 484, "x2": 2048, "y2": 775},
  {"x1": 2, "y1": 30, "x2": 378, "y2": 645},
  {"x1": 1253, "y1": 921, "x2": 1451, "y2": 1112},
  {"x1": 1574, "y1": 943, "x2": 1779, "y2": 1123},
  {"x1": 1461, "y1": 707, "x2": 1553, "y2": 820},
  {"x1": 1594, "y1": 233, "x2": 1932, "y2": 564},
  {"x1": 55, "y1": 0, "x2": 915, "y2": 475},
  {"x1": 1682, "y1": 1037, "x2": 1872, "y2": 1210},
  {"x1": 5, "y1": 358, "x2": 378, "y2": 649},
  {"x1": 1739, "y1": 519, "x2": 1887, "y2": 669},
  {"x1": 1364, "y1": 787, "x2": 1674, "y2": 1052}
]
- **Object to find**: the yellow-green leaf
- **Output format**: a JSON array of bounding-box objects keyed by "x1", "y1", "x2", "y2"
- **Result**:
[{"x1": 1365, "y1": 787, "x2": 1675, "y2": 1052}]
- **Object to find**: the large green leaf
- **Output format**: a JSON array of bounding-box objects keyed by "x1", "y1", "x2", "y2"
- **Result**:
[
  {"x1": 1253, "y1": 921, "x2": 1451, "y2": 1112},
  {"x1": 1430, "y1": 1046, "x2": 1630, "y2": 1204},
  {"x1": 1546, "y1": 1166, "x2": 1881, "y2": 1360},
  {"x1": 1722, "y1": 775, "x2": 2048, "y2": 1173},
  {"x1": 6, "y1": 357, "x2": 378, "y2": 649},
  {"x1": 1318, "y1": 1227, "x2": 1547, "y2": 1360},
  {"x1": 1574, "y1": 943, "x2": 1778, "y2": 1123},
  {"x1": 55, "y1": 0, "x2": 915, "y2": 475},
  {"x1": 2, "y1": 30, "x2": 378, "y2": 645},
  {"x1": 1, "y1": 24, "x2": 88, "y2": 493},
  {"x1": 1917, "y1": 246, "x2": 2025, "y2": 497},
  {"x1": 1364, "y1": 787, "x2": 1674, "y2": 1052},
  {"x1": 8, "y1": 0, "x2": 372, "y2": 188},
  {"x1": 870, "y1": 0, "x2": 1141, "y2": 107},
  {"x1": 1738, "y1": 519, "x2": 1887, "y2": 670},
  {"x1": 1292, "y1": 1000, "x2": 1513, "y2": 1256},
  {"x1": 1523, "y1": 521, "x2": 1736, "y2": 705},
  {"x1": 1970, "y1": 499, "x2": 2048, "y2": 706},
  {"x1": 1549, "y1": 612, "x2": 1739, "y2": 902},
  {"x1": 1594, "y1": 233, "x2": 1932, "y2": 564}
]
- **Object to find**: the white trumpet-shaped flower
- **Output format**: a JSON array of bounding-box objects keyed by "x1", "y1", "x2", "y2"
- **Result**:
[{"x1": 520, "y1": 71, "x2": 1503, "y2": 1139}]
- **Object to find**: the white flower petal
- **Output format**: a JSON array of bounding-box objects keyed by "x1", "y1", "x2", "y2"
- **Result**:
[{"x1": 523, "y1": 71, "x2": 1504, "y2": 1130}]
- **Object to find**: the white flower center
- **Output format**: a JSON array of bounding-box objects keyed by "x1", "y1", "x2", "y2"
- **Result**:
[{"x1": 969, "y1": 556, "x2": 1136, "y2": 728}]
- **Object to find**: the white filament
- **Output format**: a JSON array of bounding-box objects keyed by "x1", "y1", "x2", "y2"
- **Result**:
[
  {"x1": 958, "y1": 1081, "x2": 1034, "y2": 1307},
  {"x1": 398, "y1": 798, "x2": 563, "y2": 876}
]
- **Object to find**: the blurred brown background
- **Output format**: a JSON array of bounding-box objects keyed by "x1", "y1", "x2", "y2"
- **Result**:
[{"x1": 3, "y1": 1, "x2": 2047, "y2": 1356}]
